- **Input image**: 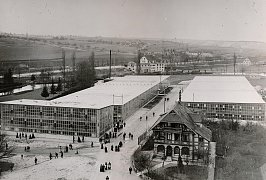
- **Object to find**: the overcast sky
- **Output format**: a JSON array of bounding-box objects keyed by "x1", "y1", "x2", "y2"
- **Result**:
[{"x1": 1, "y1": 0, "x2": 266, "y2": 42}]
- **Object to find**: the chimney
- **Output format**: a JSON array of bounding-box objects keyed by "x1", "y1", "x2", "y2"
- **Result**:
[
  {"x1": 178, "y1": 90, "x2": 182, "y2": 103},
  {"x1": 109, "y1": 50, "x2": 112, "y2": 79}
]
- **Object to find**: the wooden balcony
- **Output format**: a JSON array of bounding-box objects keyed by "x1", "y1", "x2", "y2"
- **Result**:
[
  {"x1": 154, "y1": 139, "x2": 191, "y2": 146},
  {"x1": 153, "y1": 127, "x2": 182, "y2": 132}
]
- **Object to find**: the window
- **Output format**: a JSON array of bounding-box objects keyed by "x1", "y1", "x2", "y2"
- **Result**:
[
  {"x1": 199, "y1": 137, "x2": 204, "y2": 142},
  {"x1": 167, "y1": 133, "x2": 172, "y2": 140},
  {"x1": 181, "y1": 147, "x2": 189, "y2": 155},
  {"x1": 182, "y1": 134, "x2": 189, "y2": 142},
  {"x1": 174, "y1": 134, "x2": 180, "y2": 141},
  {"x1": 174, "y1": 146, "x2": 180, "y2": 154}
]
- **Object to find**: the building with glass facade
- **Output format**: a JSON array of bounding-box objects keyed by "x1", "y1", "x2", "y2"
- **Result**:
[
  {"x1": 0, "y1": 76, "x2": 169, "y2": 137},
  {"x1": 182, "y1": 76, "x2": 266, "y2": 121}
]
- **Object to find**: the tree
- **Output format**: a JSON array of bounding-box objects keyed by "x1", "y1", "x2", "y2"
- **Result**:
[
  {"x1": 30, "y1": 74, "x2": 36, "y2": 82},
  {"x1": 133, "y1": 150, "x2": 153, "y2": 173},
  {"x1": 41, "y1": 85, "x2": 49, "y2": 98},
  {"x1": 75, "y1": 51, "x2": 95, "y2": 89},
  {"x1": 56, "y1": 77, "x2": 62, "y2": 92},
  {"x1": 3, "y1": 68, "x2": 14, "y2": 85},
  {"x1": 50, "y1": 79, "x2": 56, "y2": 95},
  {"x1": 136, "y1": 50, "x2": 142, "y2": 74},
  {"x1": 0, "y1": 134, "x2": 14, "y2": 159}
]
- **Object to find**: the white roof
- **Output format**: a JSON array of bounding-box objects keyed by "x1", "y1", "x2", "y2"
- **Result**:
[
  {"x1": 1, "y1": 76, "x2": 169, "y2": 109},
  {"x1": 182, "y1": 76, "x2": 265, "y2": 104}
]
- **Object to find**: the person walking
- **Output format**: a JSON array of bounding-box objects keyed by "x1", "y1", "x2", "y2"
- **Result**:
[
  {"x1": 35, "y1": 157, "x2": 37, "y2": 165},
  {"x1": 131, "y1": 134, "x2": 133, "y2": 140},
  {"x1": 55, "y1": 152, "x2": 58, "y2": 158},
  {"x1": 129, "y1": 166, "x2": 132, "y2": 174},
  {"x1": 49, "y1": 153, "x2": 52, "y2": 160},
  {"x1": 60, "y1": 151, "x2": 63, "y2": 158}
]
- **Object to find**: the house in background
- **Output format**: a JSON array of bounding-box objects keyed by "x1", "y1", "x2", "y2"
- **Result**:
[
  {"x1": 151, "y1": 100, "x2": 211, "y2": 165},
  {"x1": 127, "y1": 61, "x2": 137, "y2": 73},
  {"x1": 242, "y1": 58, "x2": 252, "y2": 66},
  {"x1": 140, "y1": 56, "x2": 150, "y2": 73},
  {"x1": 140, "y1": 56, "x2": 166, "y2": 73}
]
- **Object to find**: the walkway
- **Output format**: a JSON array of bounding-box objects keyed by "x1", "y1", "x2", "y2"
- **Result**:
[
  {"x1": 92, "y1": 85, "x2": 182, "y2": 180},
  {"x1": 207, "y1": 142, "x2": 216, "y2": 180}
]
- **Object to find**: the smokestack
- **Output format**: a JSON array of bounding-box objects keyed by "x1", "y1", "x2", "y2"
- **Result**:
[
  {"x1": 233, "y1": 53, "x2": 236, "y2": 75},
  {"x1": 109, "y1": 50, "x2": 112, "y2": 79},
  {"x1": 178, "y1": 90, "x2": 182, "y2": 104}
]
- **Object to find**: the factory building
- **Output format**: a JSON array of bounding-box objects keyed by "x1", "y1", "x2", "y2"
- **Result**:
[
  {"x1": 182, "y1": 76, "x2": 265, "y2": 121},
  {"x1": 0, "y1": 76, "x2": 169, "y2": 137}
]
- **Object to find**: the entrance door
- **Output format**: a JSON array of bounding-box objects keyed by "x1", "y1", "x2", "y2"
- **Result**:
[{"x1": 166, "y1": 146, "x2": 172, "y2": 156}]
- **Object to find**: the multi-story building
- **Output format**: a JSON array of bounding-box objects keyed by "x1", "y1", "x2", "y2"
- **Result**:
[
  {"x1": 0, "y1": 76, "x2": 169, "y2": 138},
  {"x1": 182, "y1": 76, "x2": 266, "y2": 121},
  {"x1": 140, "y1": 56, "x2": 166, "y2": 73},
  {"x1": 152, "y1": 102, "x2": 211, "y2": 164}
]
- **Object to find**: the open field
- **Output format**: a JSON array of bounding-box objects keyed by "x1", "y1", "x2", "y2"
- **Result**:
[{"x1": 0, "y1": 37, "x2": 137, "y2": 71}]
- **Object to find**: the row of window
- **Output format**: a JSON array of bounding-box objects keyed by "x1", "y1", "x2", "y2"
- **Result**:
[
  {"x1": 11, "y1": 128, "x2": 94, "y2": 137},
  {"x1": 187, "y1": 103, "x2": 263, "y2": 111}
]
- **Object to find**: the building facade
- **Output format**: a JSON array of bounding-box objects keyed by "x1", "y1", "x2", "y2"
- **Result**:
[
  {"x1": 0, "y1": 76, "x2": 169, "y2": 138},
  {"x1": 182, "y1": 76, "x2": 266, "y2": 121},
  {"x1": 140, "y1": 56, "x2": 166, "y2": 73},
  {"x1": 152, "y1": 103, "x2": 211, "y2": 164}
]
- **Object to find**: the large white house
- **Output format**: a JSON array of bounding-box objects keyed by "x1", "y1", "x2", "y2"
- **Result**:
[{"x1": 140, "y1": 56, "x2": 166, "y2": 73}]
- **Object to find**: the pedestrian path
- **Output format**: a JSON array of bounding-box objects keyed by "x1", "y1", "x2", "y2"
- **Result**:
[
  {"x1": 207, "y1": 142, "x2": 216, "y2": 180},
  {"x1": 92, "y1": 85, "x2": 182, "y2": 180}
]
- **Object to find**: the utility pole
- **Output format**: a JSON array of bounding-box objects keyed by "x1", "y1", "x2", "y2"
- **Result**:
[
  {"x1": 62, "y1": 49, "x2": 66, "y2": 90},
  {"x1": 234, "y1": 53, "x2": 236, "y2": 75},
  {"x1": 109, "y1": 50, "x2": 112, "y2": 79}
]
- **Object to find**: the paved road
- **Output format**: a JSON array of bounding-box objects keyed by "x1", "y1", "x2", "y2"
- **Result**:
[{"x1": 93, "y1": 85, "x2": 182, "y2": 180}]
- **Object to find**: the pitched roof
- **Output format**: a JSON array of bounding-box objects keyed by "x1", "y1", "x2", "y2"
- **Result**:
[{"x1": 151, "y1": 103, "x2": 212, "y2": 141}]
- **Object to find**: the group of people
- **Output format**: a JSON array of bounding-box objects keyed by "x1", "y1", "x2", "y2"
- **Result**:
[
  {"x1": 16, "y1": 132, "x2": 35, "y2": 140},
  {"x1": 122, "y1": 132, "x2": 134, "y2": 140},
  {"x1": 139, "y1": 111, "x2": 157, "y2": 121},
  {"x1": 72, "y1": 135, "x2": 85, "y2": 143},
  {"x1": 101, "y1": 140, "x2": 124, "y2": 153},
  {"x1": 128, "y1": 133, "x2": 134, "y2": 140},
  {"x1": 49, "y1": 151, "x2": 63, "y2": 160},
  {"x1": 99, "y1": 162, "x2": 112, "y2": 172}
]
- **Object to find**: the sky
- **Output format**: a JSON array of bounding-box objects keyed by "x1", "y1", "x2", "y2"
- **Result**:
[{"x1": 0, "y1": 0, "x2": 266, "y2": 42}]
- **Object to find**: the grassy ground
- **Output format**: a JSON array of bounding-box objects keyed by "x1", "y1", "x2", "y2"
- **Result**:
[
  {"x1": 204, "y1": 120, "x2": 266, "y2": 180},
  {"x1": 146, "y1": 165, "x2": 207, "y2": 180},
  {"x1": 0, "y1": 161, "x2": 14, "y2": 172}
]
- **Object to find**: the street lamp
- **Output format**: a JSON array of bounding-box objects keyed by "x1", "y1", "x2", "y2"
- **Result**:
[{"x1": 164, "y1": 98, "x2": 167, "y2": 113}]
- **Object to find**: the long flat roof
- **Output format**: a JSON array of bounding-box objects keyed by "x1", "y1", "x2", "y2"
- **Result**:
[
  {"x1": 182, "y1": 76, "x2": 265, "y2": 104},
  {"x1": 1, "y1": 76, "x2": 169, "y2": 109}
]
